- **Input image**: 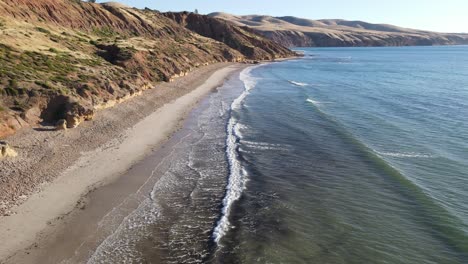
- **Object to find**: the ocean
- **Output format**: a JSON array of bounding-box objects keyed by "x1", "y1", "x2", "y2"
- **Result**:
[{"x1": 88, "y1": 46, "x2": 468, "y2": 263}]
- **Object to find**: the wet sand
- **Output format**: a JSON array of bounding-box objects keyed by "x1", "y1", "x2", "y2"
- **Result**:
[{"x1": 0, "y1": 63, "x2": 246, "y2": 263}]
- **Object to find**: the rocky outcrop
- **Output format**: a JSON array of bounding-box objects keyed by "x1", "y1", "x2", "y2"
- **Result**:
[
  {"x1": 0, "y1": 141, "x2": 17, "y2": 158},
  {"x1": 55, "y1": 119, "x2": 67, "y2": 130},
  {"x1": 209, "y1": 13, "x2": 468, "y2": 47},
  {"x1": 0, "y1": 1, "x2": 295, "y2": 138},
  {"x1": 64, "y1": 102, "x2": 95, "y2": 128}
]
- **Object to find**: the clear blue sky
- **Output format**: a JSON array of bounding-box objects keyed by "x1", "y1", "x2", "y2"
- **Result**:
[{"x1": 99, "y1": 0, "x2": 468, "y2": 33}]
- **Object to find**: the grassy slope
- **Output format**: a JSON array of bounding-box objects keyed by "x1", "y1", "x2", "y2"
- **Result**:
[{"x1": 0, "y1": 0, "x2": 294, "y2": 138}]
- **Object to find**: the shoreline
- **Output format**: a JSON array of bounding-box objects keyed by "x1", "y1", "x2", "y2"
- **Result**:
[{"x1": 0, "y1": 63, "x2": 246, "y2": 263}]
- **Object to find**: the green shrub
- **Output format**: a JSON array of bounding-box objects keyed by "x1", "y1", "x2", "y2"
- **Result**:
[
  {"x1": 8, "y1": 79, "x2": 18, "y2": 89},
  {"x1": 4, "y1": 87, "x2": 18, "y2": 96},
  {"x1": 34, "y1": 80, "x2": 53, "y2": 89},
  {"x1": 78, "y1": 74, "x2": 90, "y2": 81},
  {"x1": 11, "y1": 99, "x2": 26, "y2": 112},
  {"x1": 50, "y1": 36, "x2": 60, "y2": 42},
  {"x1": 50, "y1": 75, "x2": 70, "y2": 83},
  {"x1": 76, "y1": 36, "x2": 87, "y2": 43},
  {"x1": 35, "y1": 27, "x2": 51, "y2": 34},
  {"x1": 77, "y1": 31, "x2": 90, "y2": 38},
  {"x1": 93, "y1": 26, "x2": 117, "y2": 38}
]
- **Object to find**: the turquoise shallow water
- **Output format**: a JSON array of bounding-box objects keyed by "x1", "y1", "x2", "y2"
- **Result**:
[{"x1": 214, "y1": 46, "x2": 468, "y2": 263}]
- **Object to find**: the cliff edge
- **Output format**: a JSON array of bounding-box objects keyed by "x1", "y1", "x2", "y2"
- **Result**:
[{"x1": 0, "y1": 0, "x2": 295, "y2": 138}]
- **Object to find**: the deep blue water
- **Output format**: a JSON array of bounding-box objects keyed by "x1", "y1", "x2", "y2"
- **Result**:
[{"x1": 214, "y1": 46, "x2": 468, "y2": 263}]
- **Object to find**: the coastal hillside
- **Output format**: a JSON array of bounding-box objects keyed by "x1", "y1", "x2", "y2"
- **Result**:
[
  {"x1": 163, "y1": 12, "x2": 293, "y2": 60},
  {"x1": 0, "y1": 0, "x2": 294, "y2": 138},
  {"x1": 209, "y1": 12, "x2": 468, "y2": 47}
]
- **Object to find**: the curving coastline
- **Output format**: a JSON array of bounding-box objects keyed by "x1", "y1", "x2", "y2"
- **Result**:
[{"x1": 0, "y1": 63, "x2": 246, "y2": 263}]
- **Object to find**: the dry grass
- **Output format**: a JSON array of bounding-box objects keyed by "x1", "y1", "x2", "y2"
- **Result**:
[{"x1": 210, "y1": 13, "x2": 468, "y2": 37}]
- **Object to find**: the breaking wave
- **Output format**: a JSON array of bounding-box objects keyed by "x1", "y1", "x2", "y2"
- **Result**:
[{"x1": 212, "y1": 66, "x2": 261, "y2": 244}]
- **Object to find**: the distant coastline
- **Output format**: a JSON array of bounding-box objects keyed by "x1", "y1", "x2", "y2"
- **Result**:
[{"x1": 209, "y1": 13, "x2": 468, "y2": 47}]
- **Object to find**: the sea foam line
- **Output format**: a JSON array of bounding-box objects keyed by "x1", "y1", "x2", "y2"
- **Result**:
[
  {"x1": 212, "y1": 66, "x2": 259, "y2": 244},
  {"x1": 307, "y1": 98, "x2": 321, "y2": 105},
  {"x1": 375, "y1": 150, "x2": 434, "y2": 159},
  {"x1": 307, "y1": 98, "x2": 333, "y2": 106},
  {"x1": 289, "y1": 80, "x2": 308, "y2": 87}
]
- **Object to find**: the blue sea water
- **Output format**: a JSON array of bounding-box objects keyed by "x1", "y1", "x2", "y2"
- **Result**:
[
  {"x1": 88, "y1": 46, "x2": 468, "y2": 263},
  {"x1": 213, "y1": 46, "x2": 468, "y2": 263}
]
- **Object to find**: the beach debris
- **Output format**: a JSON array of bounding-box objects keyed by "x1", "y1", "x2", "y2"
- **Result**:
[
  {"x1": 0, "y1": 141, "x2": 17, "y2": 158},
  {"x1": 55, "y1": 119, "x2": 68, "y2": 130}
]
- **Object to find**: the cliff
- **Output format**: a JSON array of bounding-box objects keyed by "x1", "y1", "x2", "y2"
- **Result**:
[
  {"x1": 0, "y1": 0, "x2": 294, "y2": 138},
  {"x1": 209, "y1": 13, "x2": 468, "y2": 47},
  {"x1": 163, "y1": 12, "x2": 294, "y2": 60}
]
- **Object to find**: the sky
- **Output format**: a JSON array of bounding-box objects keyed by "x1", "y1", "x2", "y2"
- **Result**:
[{"x1": 99, "y1": 0, "x2": 468, "y2": 33}]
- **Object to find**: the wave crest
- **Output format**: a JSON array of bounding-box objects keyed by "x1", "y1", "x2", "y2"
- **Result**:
[
  {"x1": 289, "y1": 80, "x2": 308, "y2": 87},
  {"x1": 307, "y1": 98, "x2": 321, "y2": 105},
  {"x1": 375, "y1": 151, "x2": 434, "y2": 159}
]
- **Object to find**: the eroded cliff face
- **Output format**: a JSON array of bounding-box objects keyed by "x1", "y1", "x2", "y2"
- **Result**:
[
  {"x1": 163, "y1": 12, "x2": 295, "y2": 60},
  {"x1": 262, "y1": 30, "x2": 468, "y2": 47},
  {"x1": 0, "y1": 0, "x2": 294, "y2": 138},
  {"x1": 261, "y1": 31, "x2": 315, "y2": 47}
]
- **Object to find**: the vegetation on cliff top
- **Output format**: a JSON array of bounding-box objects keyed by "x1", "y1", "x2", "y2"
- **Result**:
[{"x1": 0, "y1": 0, "x2": 295, "y2": 138}]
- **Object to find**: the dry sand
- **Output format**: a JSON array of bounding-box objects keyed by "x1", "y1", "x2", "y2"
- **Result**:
[{"x1": 0, "y1": 63, "x2": 245, "y2": 263}]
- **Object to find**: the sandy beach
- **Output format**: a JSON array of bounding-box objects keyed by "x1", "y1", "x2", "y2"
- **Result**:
[{"x1": 0, "y1": 63, "x2": 245, "y2": 263}]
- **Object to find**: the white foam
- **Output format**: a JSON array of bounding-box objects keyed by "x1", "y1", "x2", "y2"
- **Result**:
[
  {"x1": 231, "y1": 67, "x2": 259, "y2": 111},
  {"x1": 240, "y1": 67, "x2": 259, "y2": 91},
  {"x1": 212, "y1": 66, "x2": 261, "y2": 244},
  {"x1": 289, "y1": 80, "x2": 308, "y2": 87},
  {"x1": 241, "y1": 140, "x2": 288, "y2": 151},
  {"x1": 306, "y1": 98, "x2": 321, "y2": 105},
  {"x1": 241, "y1": 140, "x2": 281, "y2": 147},
  {"x1": 234, "y1": 123, "x2": 248, "y2": 139},
  {"x1": 244, "y1": 145, "x2": 286, "y2": 151},
  {"x1": 375, "y1": 151, "x2": 434, "y2": 158}
]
